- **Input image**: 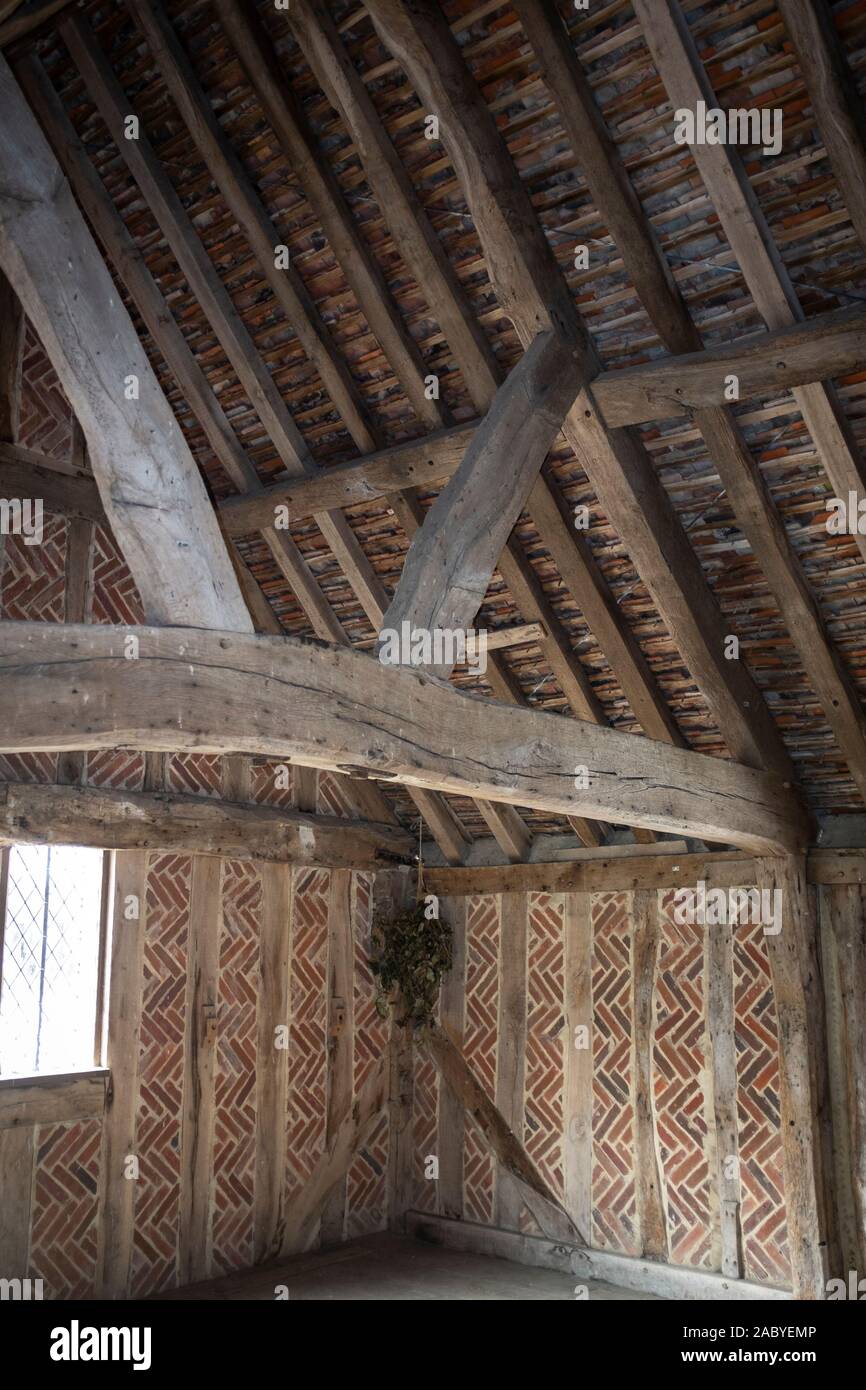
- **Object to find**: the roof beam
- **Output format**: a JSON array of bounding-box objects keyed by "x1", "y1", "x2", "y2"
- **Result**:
[
  {"x1": 0, "y1": 620, "x2": 811, "y2": 855},
  {"x1": 56, "y1": 19, "x2": 477, "y2": 859},
  {"x1": 593, "y1": 306, "x2": 866, "y2": 427},
  {"x1": 515, "y1": 0, "x2": 866, "y2": 805},
  {"x1": 297, "y1": 0, "x2": 678, "y2": 757},
  {"x1": 212, "y1": 0, "x2": 639, "y2": 847},
  {"x1": 633, "y1": 0, "x2": 866, "y2": 572},
  {"x1": 62, "y1": 14, "x2": 391, "y2": 636},
  {"x1": 220, "y1": 423, "x2": 473, "y2": 533},
  {"x1": 0, "y1": 780, "x2": 412, "y2": 867},
  {"x1": 424, "y1": 849, "x2": 864, "y2": 897},
  {"x1": 777, "y1": 0, "x2": 866, "y2": 257},
  {"x1": 17, "y1": 51, "x2": 403, "y2": 832},
  {"x1": 0, "y1": 54, "x2": 248, "y2": 631},
  {"x1": 0, "y1": 440, "x2": 106, "y2": 521},
  {"x1": 365, "y1": 0, "x2": 792, "y2": 782},
  {"x1": 380, "y1": 330, "x2": 583, "y2": 677},
  {"x1": 217, "y1": 299, "x2": 866, "y2": 506}
]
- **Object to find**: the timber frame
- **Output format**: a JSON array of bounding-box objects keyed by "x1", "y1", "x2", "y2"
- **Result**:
[{"x1": 0, "y1": 0, "x2": 864, "y2": 1306}]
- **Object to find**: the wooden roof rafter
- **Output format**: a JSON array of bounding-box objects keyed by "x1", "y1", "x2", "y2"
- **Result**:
[
  {"x1": 4, "y1": 0, "x2": 866, "y2": 847},
  {"x1": 363, "y1": 0, "x2": 793, "y2": 785}
]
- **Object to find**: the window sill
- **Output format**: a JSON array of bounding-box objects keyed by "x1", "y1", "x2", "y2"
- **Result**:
[{"x1": 0, "y1": 1068, "x2": 108, "y2": 1130}]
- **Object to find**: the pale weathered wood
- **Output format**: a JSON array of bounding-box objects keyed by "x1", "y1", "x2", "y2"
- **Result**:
[
  {"x1": 757, "y1": 855, "x2": 831, "y2": 1299},
  {"x1": 253, "y1": 862, "x2": 292, "y2": 1264},
  {"x1": 0, "y1": 1126, "x2": 33, "y2": 1276},
  {"x1": 0, "y1": 780, "x2": 412, "y2": 867},
  {"x1": 0, "y1": 622, "x2": 810, "y2": 853},
  {"x1": 17, "y1": 56, "x2": 403, "y2": 834},
  {"x1": 178, "y1": 855, "x2": 223, "y2": 1286},
  {"x1": 409, "y1": 786, "x2": 471, "y2": 868},
  {"x1": 56, "y1": 511, "x2": 94, "y2": 787},
  {"x1": 425, "y1": 848, "x2": 866, "y2": 896},
  {"x1": 563, "y1": 892, "x2": 592, "y2": 1240},
  {"x1": 437, "y1": 896, "x2": 466, "y2": 1220},
  {"x1": 824, "y1": 885, "x2": 866, "y2": 1272},
  {"x1": 366, "y1": 0, "x2": 792, "y2": 782},
  {"x1": 283, "y1": 1054, "x2": 389, "y2": 1256},
  {"x1": 592, "y1": 308, "x2": 866, "y2": 425},
  {"x1": 381, "y1": 333, "x2": 582, "y2": 677},
  {"x1": 520, "y1": 480, "x2": 682, "y2": 746},
  {"x1": 494, "y1": 893, "x2": 528, "y2": 1230},
  {"x1": 408, "y1": 1212, "x2": 791, "y2": 1300},
  {"x1": 63, "y1": 14, "x2": 390, "y2": 632},
  {"x1": 0, "y1": 56, "x2": 248, "y2": 632},
  {"x1": 0, "y1": 1068, "x2": 106, "y2": 1129},
  {"x1": 778, "y1": 0, "x2": 866, "y2": 256},
  {"x1": 703, "y1": 919, "x2": 743, "y2": 1279},
  {"x1": 62, "y1": 14, "x2": 311, "y2": 482},
  {"x1": 517, "y1": 0, "x2": 866, "y2": 806},
  {"x1": 374, "y1": 867, "x2": 415, "y2": 1231},
  {"x1": 476, "y1": 802, "x2": 532, "y2": 866},
  {"x1": 321, "y1": 869, "x2": 355, "y2": 1246},
  {"x1": 96, "y1": 850, "x2": 148, "y2": 1300},
  {"x1": 630, "y1": 889, "x2": 668, "y2": 1261},
  {"x1": 426, "y1": 1020, "x2": 584, "y2": 1243}
]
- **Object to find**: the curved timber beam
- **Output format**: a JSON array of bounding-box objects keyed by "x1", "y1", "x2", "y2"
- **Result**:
[{"x1": 0, "y1": 621, "x2": 809, "y2": 854}]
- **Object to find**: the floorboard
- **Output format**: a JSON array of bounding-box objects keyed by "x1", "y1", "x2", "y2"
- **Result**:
[{"x1": 148, "y1": 1232, "x2": 662, "y2": 1301}]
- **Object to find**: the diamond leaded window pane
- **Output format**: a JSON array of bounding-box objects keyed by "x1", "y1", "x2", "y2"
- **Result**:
[{"x1": 0, "y1": 845, "x2": 104, "y2": 1077}]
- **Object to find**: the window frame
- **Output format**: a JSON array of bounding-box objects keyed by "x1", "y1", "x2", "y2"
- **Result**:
[{"x1": 0, "y1": 843, "x2": 112, "y2": 1081}]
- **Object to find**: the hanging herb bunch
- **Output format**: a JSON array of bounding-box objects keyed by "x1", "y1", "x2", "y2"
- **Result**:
[{"x1": 370, "y1": 899, "x2": 452, "y2": 1031}]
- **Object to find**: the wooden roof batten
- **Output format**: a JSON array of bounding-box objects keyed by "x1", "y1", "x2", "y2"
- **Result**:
[{"x1": 4, "y1": 0, "x2": 866, "y2": 852}]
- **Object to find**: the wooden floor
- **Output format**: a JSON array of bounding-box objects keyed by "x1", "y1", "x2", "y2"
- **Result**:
[{"x1": 150, "y1": 1232, "x2": 661, "y2": 1301}]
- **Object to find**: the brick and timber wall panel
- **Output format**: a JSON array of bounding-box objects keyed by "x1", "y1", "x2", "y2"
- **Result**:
[
  {"x1": 0, "y1": 330, "x2": 393, "y2": 1294},
  {"x1": 462, "y1": 893, "x2": 500, "y2": 1225},
  {"x1": 415, "y1": 885, "x2": 800, "y2": 1291}
]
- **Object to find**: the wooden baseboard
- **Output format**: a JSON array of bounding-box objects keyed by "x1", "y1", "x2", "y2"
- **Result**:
[{"x1": 407, "y1": 1212, "x2": 791, "y2": 1301}]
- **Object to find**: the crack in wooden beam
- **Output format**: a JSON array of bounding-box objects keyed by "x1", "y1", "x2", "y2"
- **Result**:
[{"x1": 0, "y1": 621, "x2": 810, "y2": 853}]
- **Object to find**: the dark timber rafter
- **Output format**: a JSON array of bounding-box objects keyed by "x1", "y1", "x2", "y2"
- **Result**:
[
  {"x1": 207, "y1": 0, "x2": 549, "y2": 856},
  {"x1": 287, "y1": 0, "x2": 686, "y2": 761},
  {"x1": 590, "y1": 308, "x2": 866, "y2": 426},
  {"x1": 126, "y1": 1, "x2": 534, "y2": 856},
  {"x1": 214, "y1": 0, "x2": 680, "y2": 847},
  {"x1": 364, "y1": 0, "x2": 793, "y2": 784},
  {"x1": 287, "y1": 0, "x2": 682, "y2": 765},
  {"x1": 16, "y1": 48, "x2": 480, "y2": 866},
  {"x1": 633, "y1": 0, "x2": 866, "y2": 574},
  {"x1": 611, "y1": 0, "x2": 866, "y2": 803},
  {"x1": 777, "y1": 0, "x2": 866, "y2": 259}
]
